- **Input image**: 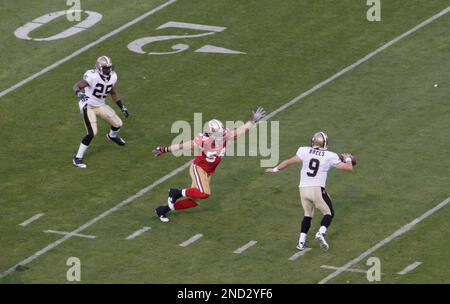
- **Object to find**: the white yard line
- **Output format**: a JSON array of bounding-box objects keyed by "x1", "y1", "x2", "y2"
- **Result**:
[
  {"x1": 397, "y1": 261, "x2": 422, "y2": 275},
  {"x1": 179, "y1": 234, "x2": 203, "y2": 247},
  {"x1": 126, "y1": 226, "x2": 152, "y2": 240},
  {"x1": 319, "y1": 197, "x2": 450, "y2": 284},
  {"x1": 1, "y1": 6, "x2": 448, "y2": 280},
  {"x1": 44, "y1": 230, "x2": 96, "y2": 239},
  {"x1": 19, "y1": 213, "x2": 44, "y2": 226},
  {"x1": 233, "y1": 240, "x2": 257, "y2": 254},
  {"x1": 0, "y1": 0, "x2": 177, "y2": 99},
  {"x1": 288, "y1": 248, "x2": 312, "y2": 261},
  {"x1": 321, "y1": 265, "x2": 367, "y2": 274},
  {"x1": 262, "y1": 6, "x2": 450, "y2": 122}
]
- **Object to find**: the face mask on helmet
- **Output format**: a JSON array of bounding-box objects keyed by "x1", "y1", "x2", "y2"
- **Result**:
[
  {"x1": 206, "y1": 119, "x2": 224, "y2": 141},
  {"x1": 96, "y1": 56, "x2": 113, "y2": 76},
  {"x1": 100, "y1": 66, "x2": 112, "y2": 76}
]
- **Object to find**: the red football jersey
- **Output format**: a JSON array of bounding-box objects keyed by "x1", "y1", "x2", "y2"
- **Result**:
[{"x1": 193, "y1": 129, "x2": 230, "y2": 174}]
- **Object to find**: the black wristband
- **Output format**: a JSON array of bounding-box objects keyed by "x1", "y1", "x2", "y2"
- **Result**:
[{"x1": 116, "y1": 100, "x2": 124, "y2": 109}]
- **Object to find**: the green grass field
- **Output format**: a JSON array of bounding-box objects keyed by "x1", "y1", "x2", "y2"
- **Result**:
[{"x1": 1, "y1": 0, "x2": 449, "y2": 284}]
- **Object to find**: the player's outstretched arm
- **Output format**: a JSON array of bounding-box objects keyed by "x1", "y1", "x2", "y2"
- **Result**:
[
  {"x1": 265, "y1": 155, "x2": 301, "y2": 173},
  {"x1": 229, "y1": 106, "x2": 266, "y2": 139},
  {"x1": 153, "y1": 140, "x2": 195, "y2": 156},
  {"x1": 111, "y1": 86, "x2": 129, "y2": 118}
]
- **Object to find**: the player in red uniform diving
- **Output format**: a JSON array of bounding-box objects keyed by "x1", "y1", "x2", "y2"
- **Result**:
[{"x1": 152, "y1": 107, "x2": 266, "y2": 222}]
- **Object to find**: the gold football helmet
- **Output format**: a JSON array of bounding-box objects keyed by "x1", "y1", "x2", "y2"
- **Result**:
[
  {"x1": 95, "y1": 55, "x2": 113, "y2": 76},
  {"x1": 311, "y1": 131, "x2": 328, "y2": 150}
]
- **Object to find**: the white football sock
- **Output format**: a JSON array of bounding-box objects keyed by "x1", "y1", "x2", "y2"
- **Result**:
[
  {"x1": 109, "y1": 128, "x2": 120, "y2": 138},
  {"x1": 319, "y1": 226, "x2": 327, "y2": 235},
  {"x1": 299, "y1": 233, "x2": 307, "y2": 244},
  {"x1": 76, "y1": 143, "x2": 89, "y2": 159}
]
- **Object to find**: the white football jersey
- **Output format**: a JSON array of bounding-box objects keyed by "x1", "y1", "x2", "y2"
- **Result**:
[
  {"x1": 83, "y1": 69, "x2": 118, "y2": 107},
  {"x1": 296, "y1": 146, "x2": 341, "y2": 188}
]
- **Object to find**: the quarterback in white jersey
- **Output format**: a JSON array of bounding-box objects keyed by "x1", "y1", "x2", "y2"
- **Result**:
[
  {"x1": 72, "y1": 56, "x2": 130, "y2": 168},
  {"x1": 296, "y1": 146, "x2": 341, "y2": 188},
  {"x1": 266, "y1": 132, "x2": 354, "y2": 251}
]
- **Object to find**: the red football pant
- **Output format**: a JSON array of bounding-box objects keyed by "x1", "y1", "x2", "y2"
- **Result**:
[
  {"x1": 174, "y1": 198, "x2": 199, "y2": 210},
  {"x1": 185, "y1": 188, "x2": 210, "y2": 200}
]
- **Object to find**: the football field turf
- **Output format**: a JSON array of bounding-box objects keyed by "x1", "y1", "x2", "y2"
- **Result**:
[{"x1": 1, "y1": 0, "x2": 449, "y2": 283}]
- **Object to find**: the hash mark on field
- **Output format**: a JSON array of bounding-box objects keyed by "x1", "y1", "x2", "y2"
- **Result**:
[
  {"x1": 19, "y1": 213, "x2": 44, "y2": 226},
  {"x1": 126, "y1": 227, "x2": 151, "y2": 240},
  {"x1": 233, "y1": 240, "x2": 257, "y2": 254},
  {"x1": 319, "y1": 197, "x2": 450, "y2": 284},
  {"x1": 397, "y1": 261, "x2": 422, "y2": 275},
  {"x1": 0, "y1": 161, "x2": 191, "y2": 280},
  {"x1": 288, "y1": 248, "x2": 312, "y2": 261},
  {"x1": 321, "y1": 265, "x2": 367, "y2": 274},
  {"x1": 180, "y1": 234, "x2": 203, "y2": 247},
  {"x1": 44, "y1": 230, "x2": 96, "y2": 239}
]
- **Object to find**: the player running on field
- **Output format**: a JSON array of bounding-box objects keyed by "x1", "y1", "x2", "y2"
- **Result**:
[
  {"x1": 265, "y1": 132, "x2": 355, "y2": 251},
  {"x1": 153, "y1": 107, "x2": 266, "y2": 223},
  {"x1": 72, "y1": 55, "x2": 130, "y2": 168}
]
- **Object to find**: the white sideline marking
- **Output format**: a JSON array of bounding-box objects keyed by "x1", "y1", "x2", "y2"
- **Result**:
[
  {"x1": 44, "y1": 230, "x2": 96, "y2": 239},
  {"x1": 19, "y1": 213, "x2": 44, "y2": 226},
  {"x1": 233, "y1": 240, "x2": 257, "y2": 254},
  {"x1": 0, "y1": 161, "x2": 191, "y2": 279},
  {"x1": 321, "y1": 265, "x2": 367, "y2": 274},
  {"x1": 126, "y1": 226, "x2": 151, "y2": 240},
  {"x1": 0, "y1": 0, "x2": 177, "y2": 98},
  {"x1": 288, "y1": 248, "x2": 312, "y2": 261},
  {"x1": 319, "y1": 197, "x2": 450, "y2": 284},
  {"x1": 397, "y1": 261, "x2": 422, "y2": 275},
  {"x1": 180, "y1": 234, "x2": 203, "y2": 247},
  {"x1": 1, "y1": 7, "x2": 448, "y2": 280}
]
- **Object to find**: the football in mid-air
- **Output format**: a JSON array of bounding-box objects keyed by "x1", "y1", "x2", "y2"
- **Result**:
[{"x1": 339, "y1": 154, "x2": 357, "y2": 166}]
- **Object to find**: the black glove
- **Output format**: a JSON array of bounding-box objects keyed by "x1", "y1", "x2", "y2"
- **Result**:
[
  {"x1": 121, "y1": 106, "x2": 129, "y2": 118},
  {"x1": 116, "y1": 100, "x2": 129, "y2": 118},
  {"x1": 76, "y1": 91, "x2": 89, "y2": 102}
]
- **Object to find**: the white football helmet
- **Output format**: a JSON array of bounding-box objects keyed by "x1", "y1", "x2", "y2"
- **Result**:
[
  {"x1": 206, "y1": 119, "x2": 225, "y2": 140},
  {"x1": 311, "y1": 131, "x2": 328, "y2": 150},
  {"x1": 95, "y1": 55, "x2": 113, "y2": 76}
]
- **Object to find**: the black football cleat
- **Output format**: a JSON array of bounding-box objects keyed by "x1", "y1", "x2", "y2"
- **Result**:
[
  {"x1": 72, "y1": 157, "x2": 87, "y2": 168},
  {"x1": 155, "y1": 206, "x2": 170, "y2": 223},
  {"x1": 106, "y1": 134, "x2": 126, "y2": 146}
]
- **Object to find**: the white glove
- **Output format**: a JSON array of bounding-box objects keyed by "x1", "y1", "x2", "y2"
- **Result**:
[{"x1": 251, "y1": 106, "x2": 267, "y2": 124}]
